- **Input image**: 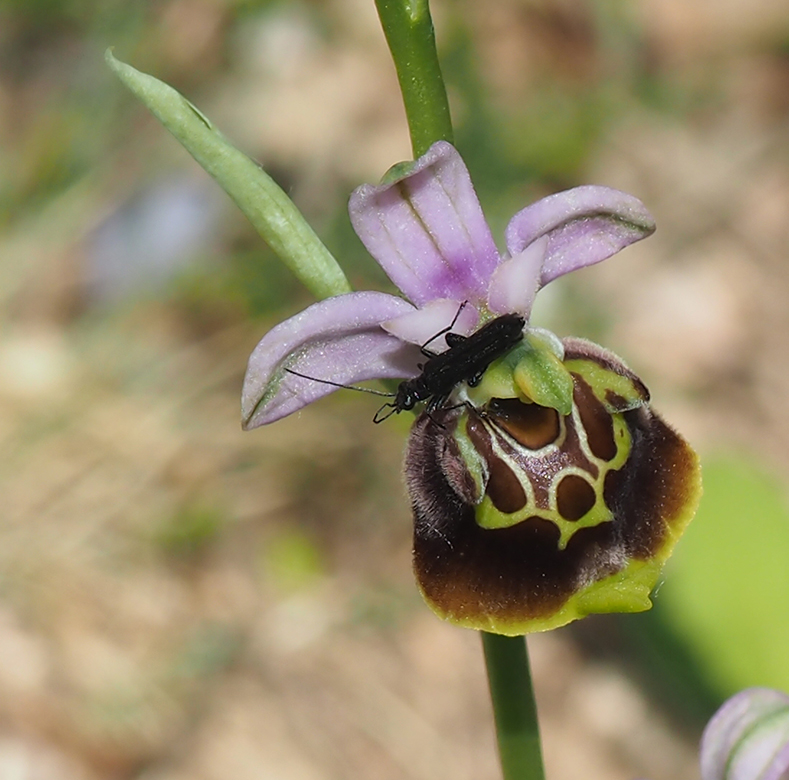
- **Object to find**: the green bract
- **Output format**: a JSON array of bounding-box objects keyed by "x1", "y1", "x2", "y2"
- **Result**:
[{"x1": 105, "y1": 50, "x2": 350, "y2": 301}]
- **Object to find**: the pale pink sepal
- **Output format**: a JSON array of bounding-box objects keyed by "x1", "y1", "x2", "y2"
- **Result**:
[
  {"x1": 242, "y1": 292, "x2": 419, "y2": 428},
  {"x1": 349, "y1": 141, "x2": 500, "y2": 308},
  {"x1": 700, "y1": 688, "x2": 789, "y2": 780}
]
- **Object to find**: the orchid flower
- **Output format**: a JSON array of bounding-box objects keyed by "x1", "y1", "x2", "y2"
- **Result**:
[
  {"x1": 242, "y1": 140, "x2": 700, "y2": 636},
  {"x1": 241, "y1": 141, "x2": 655, "y2": 429}
]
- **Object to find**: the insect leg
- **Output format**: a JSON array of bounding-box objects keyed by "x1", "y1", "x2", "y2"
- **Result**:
[
  {"x1": 466, "y1": 367, "x2": 487, "y2": 387},
  {"x1": 425, "y1": 393, "x2": 449, "y2": 415},
  {"x1": 444, "y1": 332, "x2": 467, "y2": 348},
  {"x1": 373, "y1": 402, "x2": 399, "y2": 424},
  {"x1": 419, "y1": 300, "x2": 469, "y2": 356}
]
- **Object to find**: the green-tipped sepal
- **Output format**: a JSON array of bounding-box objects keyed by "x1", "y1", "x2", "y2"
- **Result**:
[{"x1": 405, "y1": 336, "x2": 701, "y2": 636}]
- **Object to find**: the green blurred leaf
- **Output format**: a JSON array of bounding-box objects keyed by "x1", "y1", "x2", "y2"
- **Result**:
[
  {"x1": 659, "y1": 455, "x2": 789, "y2": 695},
  {"x1": 156, "y1": 505, "x2": 224, "y2": 557},
  {"x1": 261, "y1": 530, "x2": 323, "y2": 593}
]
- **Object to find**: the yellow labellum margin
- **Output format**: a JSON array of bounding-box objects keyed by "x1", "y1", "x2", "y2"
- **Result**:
[{"x1": 405, "y1": 334, "x2": 702, "y2": 636}]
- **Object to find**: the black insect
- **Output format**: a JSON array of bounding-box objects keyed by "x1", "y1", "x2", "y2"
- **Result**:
[
  {"x1": 286, "y1": 305, "x2": 526, "y2": 423},
  {"x1": 374, "y1": 311, "x2": 526, "y2": 422}
]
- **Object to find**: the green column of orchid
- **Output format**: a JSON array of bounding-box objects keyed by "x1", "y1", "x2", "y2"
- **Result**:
[{"x1": 373, "y1": 3, "x2": 546, "y2": 780}]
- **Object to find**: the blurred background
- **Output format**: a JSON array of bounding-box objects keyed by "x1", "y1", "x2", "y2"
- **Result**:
[{"x1": 2, "y1": 0, "x2": 789, "y2": 777}]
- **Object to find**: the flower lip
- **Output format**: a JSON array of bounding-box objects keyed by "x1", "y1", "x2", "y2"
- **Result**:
[{"x1": 242, "y1": 141, "x2": 657, "y2": 427}]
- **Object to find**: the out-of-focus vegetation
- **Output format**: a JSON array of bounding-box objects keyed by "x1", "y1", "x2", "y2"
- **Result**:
[
  {"x1": 660, "y1": 457, "x2": 789, "y2": 696},
  {"x1": 2, "y1": 1, "x2": 789, "y2": 779}
]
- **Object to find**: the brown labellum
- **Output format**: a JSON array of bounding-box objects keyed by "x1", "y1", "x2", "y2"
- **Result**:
[{"x1": 404, "y1": 338, "x2": 701, "y2": 636}]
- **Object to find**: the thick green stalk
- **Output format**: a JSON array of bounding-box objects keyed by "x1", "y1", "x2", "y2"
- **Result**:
[
  {"x1": 374, "y1": 0, "x2": 453, "y2": 157},
  {"x1": 482, "y1": 633, "x2": 547, "y2": 780}
]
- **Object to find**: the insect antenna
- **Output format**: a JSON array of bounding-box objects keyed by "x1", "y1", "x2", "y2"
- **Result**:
[{"x1": 284, "y1": 368, "x2": 395, "y2": 398}]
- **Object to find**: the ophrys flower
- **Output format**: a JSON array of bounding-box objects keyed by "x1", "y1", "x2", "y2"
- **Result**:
[{"x1": 242, "y1": 141, "x2": 701, "y2": 636}]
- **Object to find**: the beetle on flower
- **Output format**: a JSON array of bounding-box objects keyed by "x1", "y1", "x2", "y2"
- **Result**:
[
  {"x1": 242, "y1": 141, "x2": 702, "y2": 636},
  {"x1": 243, "y1": 141, "x2": 656, "y2": 428}
]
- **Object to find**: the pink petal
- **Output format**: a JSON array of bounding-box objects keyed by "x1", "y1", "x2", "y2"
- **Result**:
[
  {"x1": 242, "y1": 292, "x2": 419, "y2": 428},
  {"x1": 349, "y1": 141, "x2": 500, "y2": 307},
  {"x1": 505, "y1": 185, "x2": 656, "y2": 287},
  {"x1": 728, "y1": 725, "x2": 789, "y2": 780},
  {"x1": 487, "y1": 235, "x2": 548, "y2": 316},
  {"x1": 382, "y1": 298, "x2": 480, "y2": 347}
]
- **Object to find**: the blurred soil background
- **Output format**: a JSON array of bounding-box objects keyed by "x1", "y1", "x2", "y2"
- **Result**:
[{"x1": 2, "y1": 0, "x2": 789, "y2": 778}]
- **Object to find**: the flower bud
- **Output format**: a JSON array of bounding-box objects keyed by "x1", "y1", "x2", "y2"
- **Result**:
[{"x1": 701, "y1": 688, "x2": 789, "y2": 780}]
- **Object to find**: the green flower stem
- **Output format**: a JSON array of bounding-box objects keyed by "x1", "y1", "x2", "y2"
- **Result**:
[
  {"x1": 482, "y1": 633, "x2": 546, "y2": 780},
  {"x1": 105, "y1": 50, "x2": 351, "y2": 301},
  {"x1": 375, "y1": 4, "x2": 545, "y2": 777},
  {"x1": 374, "y1": 0, "x2": 454, "y2": 157}
]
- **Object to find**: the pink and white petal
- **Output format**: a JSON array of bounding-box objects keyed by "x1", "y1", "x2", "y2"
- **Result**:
[
  {"x1": 349, "y1": 141, "x2": 500, "y2": 307},
  {"x1": 487, "y1": 235, "x2": 548, "y2": 317},
  {"x1": 505, "y1": 185, "x2": 656, "y2": 287},
  {"x1": 242, "y1": 292, "x2": 419, "y2": 428},
  {"x1": 701, "y1": 689, "x2": 789, "y2": 780},
  {"x1": 727, "y1": 720, "x2": 789, "y2": 780},
  {"x1": 382, "y1": 298, "x2": 480, "y2": 347}
]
